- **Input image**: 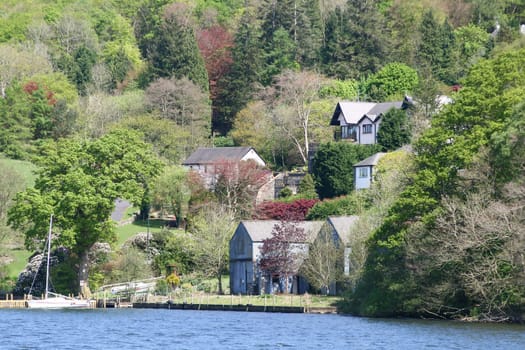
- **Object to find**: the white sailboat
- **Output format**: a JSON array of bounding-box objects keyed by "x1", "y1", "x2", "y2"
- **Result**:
[{"x1": 26, "y1": 215, "x2": 92, "y2": 309}]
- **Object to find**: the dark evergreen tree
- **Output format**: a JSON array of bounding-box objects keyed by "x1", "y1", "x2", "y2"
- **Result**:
[
  {"x1": 135, "y1": 0, "x2": 171, "y2": 58},
  {"x1": 261, "y1": 28, "x2": 297, "y2": 85},
  {"x1": 214, "y1": 7, "x2": 263, "y2": 134},
  {"x1": 72, "y1": 45, "x2": 97, "y2": 95},
  {"x1": 321, "y1": 0, "x2": 390, "y2": 79},
  {"x1": 321, "y1": 6, "x2": 349, "y2": 79},
  {"x1": 417, "y1": 11, "x2": 455, "y2": 84},
  {"x1": 377, "y1": 108, "x2": 411, "y2": 151},
  {"x1": 260, "y1": 0, "x2": 322, "y2": 69},
  {"x1": 311, "y1": 142, "x2": 382, "y2": 199},
  {"x1": 138, "y1": 3, "x2": 209, "y2": 92}
]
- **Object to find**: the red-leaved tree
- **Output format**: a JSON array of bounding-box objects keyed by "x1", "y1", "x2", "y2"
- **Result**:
[
  {"x1": 197, "y1": 25, "x2": 233, "y2": 102},
  {"x1": 255, "y1": 199, "x2": 318, "y2": 220},
  {"x1": 258, "y1": 220, "x2": 307, "y2": 293}
]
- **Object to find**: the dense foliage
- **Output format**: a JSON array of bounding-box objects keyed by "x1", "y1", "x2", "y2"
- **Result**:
[
  {"x1": 2, "y1": 0, "x2": 525, "y2": 317},
  {"x1": 311, "y1": 142, "x2": 382, "y2": 199},
  {"x1": 8, "y1": 130, "x2": 162, "y2": 294},
  {"x1": 346, "y1": 49, "x2": 525, "y2": 321}
]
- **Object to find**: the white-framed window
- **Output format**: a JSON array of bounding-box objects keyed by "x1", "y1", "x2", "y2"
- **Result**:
[
  {"x1": 362, "y1": 124, "x2": 372, "y2": 134},
  {"x1": 358, "y1": 167, "x2": 368, "y2": 178}
]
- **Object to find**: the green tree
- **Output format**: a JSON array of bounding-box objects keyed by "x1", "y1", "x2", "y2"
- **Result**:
[
  {"x1": 117, "y1": 114, "x2": 194, "y2": 164},
  {"x1": 417, "y1": 10, "x2": 455, "y2": 83},
  {"x1": 306, "y1": 195, "x2": 361, "y2": 220},
  {"x1": 297, "y1": 173, "x2": 318, "y2": 199},
  {"x1": 0, "y1": 83, "x2": 32, "y2": 158},
  {"x1": 452, "y1": 24, "x2": 491, "y2": 81},
  {"x1": 151, "y1": 166, "x2": 191, "y2": 224},
  {"x1": 347, "y1": 48, "x2": 525, "y2": 319},
  {"x1": 191, "y1": 202, "x2": 236, "y2": 294},
  {"x1": 377, "y1": 108, "x2": 411, "y2": 151},
  {"x1": 311, "y1": 142, "x2": 382, "y2": 199},
  {"x1": 8, "y1": 129, "x2": 162, "y2": 295},
  {"x1": 260, "y1": 0, "x2": 322, "y2": 68},
  {"x1": 321, "y1": 0, "x2": 390, "y2": 79},
  {"x1": 141, "y1": 3, "x2": 209, "y2": 92},
  {"x1": 364, "y1": 63, "x2": 419, "y2": 101},
  {"x1": 214, "y1": 5, "x2": 264, "y2": 134},
  {"x1": 72, "y1": 45, "x2": 97, "y2": 95},
  {"x1": 319, "y1": 78, "x2": 359, "y2": 100},
  {"x1": 261, "y1": 27, "x2": 298, "y2": 85}
]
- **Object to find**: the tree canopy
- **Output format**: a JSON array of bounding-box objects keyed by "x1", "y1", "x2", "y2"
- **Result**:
[{"x1": 8, "y1": 129, "x2": 162, "y2": 294}]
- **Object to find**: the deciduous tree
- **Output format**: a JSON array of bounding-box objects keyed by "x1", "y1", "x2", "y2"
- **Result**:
[
  {"x1": 191, "y1": 203, "x2": 236, "y2": 294},
  {"x1": 266, "y1": 69, "x2": 324, "y2": 166},
  {"x1": 258, "y1": 220, "x2": 307, "y2": 293},
  {"x1": 8, "y1": 129, "x2": 162, "y2": 295},
  {"x1": 151, "y1": 166, "x2": 191, "y2": 224},
  {"x1": 213, "y1": 159, "x2": 269, "y2": 218},
  {"x1": 300, "y1": 225, "x2": 342, "y2": 295}
]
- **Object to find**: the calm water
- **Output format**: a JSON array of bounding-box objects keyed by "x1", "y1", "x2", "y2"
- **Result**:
[{"x1": 2, "y1": 309, "x2": 524, "y2": 349}]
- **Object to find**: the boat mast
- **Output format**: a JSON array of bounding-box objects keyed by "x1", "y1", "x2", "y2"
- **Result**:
[{"x1": 45, "y1": 214, "x2": 53, "y2": 299}]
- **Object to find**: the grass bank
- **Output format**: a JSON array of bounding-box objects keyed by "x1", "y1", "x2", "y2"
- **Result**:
[{"x1": 146, "y1": 292, "x2": 340, "y2": 309}]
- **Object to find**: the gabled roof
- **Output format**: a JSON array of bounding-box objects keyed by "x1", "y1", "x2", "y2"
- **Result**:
[
  {"x1": 330, "y1": 101, "x2": 403, "y2": 126},
  {"x1": 238, "y1": 220, "x2": 324, "y2": 243},
  {"x1": 327, "y1": 216, "x2": 360, "y2": 244},
  {"x1": 183, "y1": 147, "x2": 259, "y2": 165},
  {"x1": 353, "y1": 152, "x2": 386, "y2": 167},
  {"x1": 368, "y1": 101, "x2": 403, "y2": 116}
]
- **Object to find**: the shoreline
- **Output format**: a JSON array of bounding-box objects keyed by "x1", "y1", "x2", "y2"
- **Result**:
[{"x1": 133, "y1": 301, "x2": 337, "y2": 314}]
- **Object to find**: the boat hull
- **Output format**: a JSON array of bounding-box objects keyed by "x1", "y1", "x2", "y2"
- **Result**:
[{"x1": 27, "y1": 297, "x2": 91, "y2": 309}]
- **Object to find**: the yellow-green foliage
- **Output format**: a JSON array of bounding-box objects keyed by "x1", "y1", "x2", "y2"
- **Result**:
[{"x1": 166, "y1": 273, "x2": 181, "y2": 289}]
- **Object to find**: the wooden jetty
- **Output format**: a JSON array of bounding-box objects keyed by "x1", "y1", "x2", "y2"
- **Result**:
[{"x1": 133, "y1": 302, "x2": 337, "y2": 314}]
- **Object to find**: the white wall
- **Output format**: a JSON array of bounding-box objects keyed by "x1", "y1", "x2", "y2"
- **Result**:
[
  {"x1": 354, "y1": 166, "x2": 372, "y2": 189},
  {"x1": 358, "y1": 122, "x2": 376, "y2": 145},
  {"x1": 242, "y1": 149, "x2": 266, "y2": 166}
]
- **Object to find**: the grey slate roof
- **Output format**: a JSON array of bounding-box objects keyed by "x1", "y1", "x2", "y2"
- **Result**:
[
  {"x1": 327, "y1": 216, "x2": 360, "y2": 244},
  {"x1": 353, "y1": 152, "x2": 386, "y2": 167},
  {"x1": 239, "y1": 220, "x2": 324, "y2": 243},
  {"x1": 330, "y1": 101, "x2": 403, "y2": 126},
  {"x1": 368, "y1": 101, "x2": 403, "y2": 116},
  {"x1": 183, "y1": 147, "x2": 255, "y2": 165}
]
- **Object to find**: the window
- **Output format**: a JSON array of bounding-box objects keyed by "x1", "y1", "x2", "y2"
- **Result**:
[
  {"x1": 358, "y1": 167, "x2": 368, "y2": 178},
  {"x1": 362, "y1": 124, "x2": 372, "y2": 134}
]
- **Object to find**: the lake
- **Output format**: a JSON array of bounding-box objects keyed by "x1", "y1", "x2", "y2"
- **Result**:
[{"x1": 2, "y1": 309, "x2": 524, "y2": 349}]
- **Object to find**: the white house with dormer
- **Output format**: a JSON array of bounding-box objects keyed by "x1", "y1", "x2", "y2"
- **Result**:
[{"x1": 329, "y1": 101, "x2": 404, "y2": 144}]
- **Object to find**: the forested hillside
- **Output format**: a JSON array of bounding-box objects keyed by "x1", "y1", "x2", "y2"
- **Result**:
[
  {"x1": 2, "y1": 0, "x2": 523, "y2": 166},
  {"x1": 1, "y1": 0, "x2": 525, "y2": 319}
]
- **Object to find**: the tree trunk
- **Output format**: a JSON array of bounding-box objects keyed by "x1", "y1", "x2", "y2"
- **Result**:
[
  {"x1": 217, "y1": 273, "x2": 223, "y2": 295},
  {"x1": 78, "y1": 248, "x2": 92, "y2": 298}
]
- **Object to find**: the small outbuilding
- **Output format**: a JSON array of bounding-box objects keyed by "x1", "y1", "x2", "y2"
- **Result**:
[{"x1": 353, "y1": 152, "x2": 385, "y2": 190}]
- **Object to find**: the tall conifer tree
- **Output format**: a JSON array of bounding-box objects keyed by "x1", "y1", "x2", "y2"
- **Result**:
[{"x1": 214, "y1": 6, "x2": 263, "y2": 134}]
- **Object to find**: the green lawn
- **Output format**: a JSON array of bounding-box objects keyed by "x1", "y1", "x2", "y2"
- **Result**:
[
  {"x1": 6, "y1": 249, "x2": 32, "y2": 278},
  {"x1": 115, "y1": 219, "x2": 171, "y2": 247},
  {"x1": 1, "y1": 157, "x2": 38, "y2": 279},
  {"x1": 0, "y1": 157, "x2": 37, "y2": 187}
]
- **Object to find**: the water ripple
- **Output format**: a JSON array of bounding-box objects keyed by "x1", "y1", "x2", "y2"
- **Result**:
[{"x1": 2, "y1": 309, "x2": 524, "y2": 349}]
